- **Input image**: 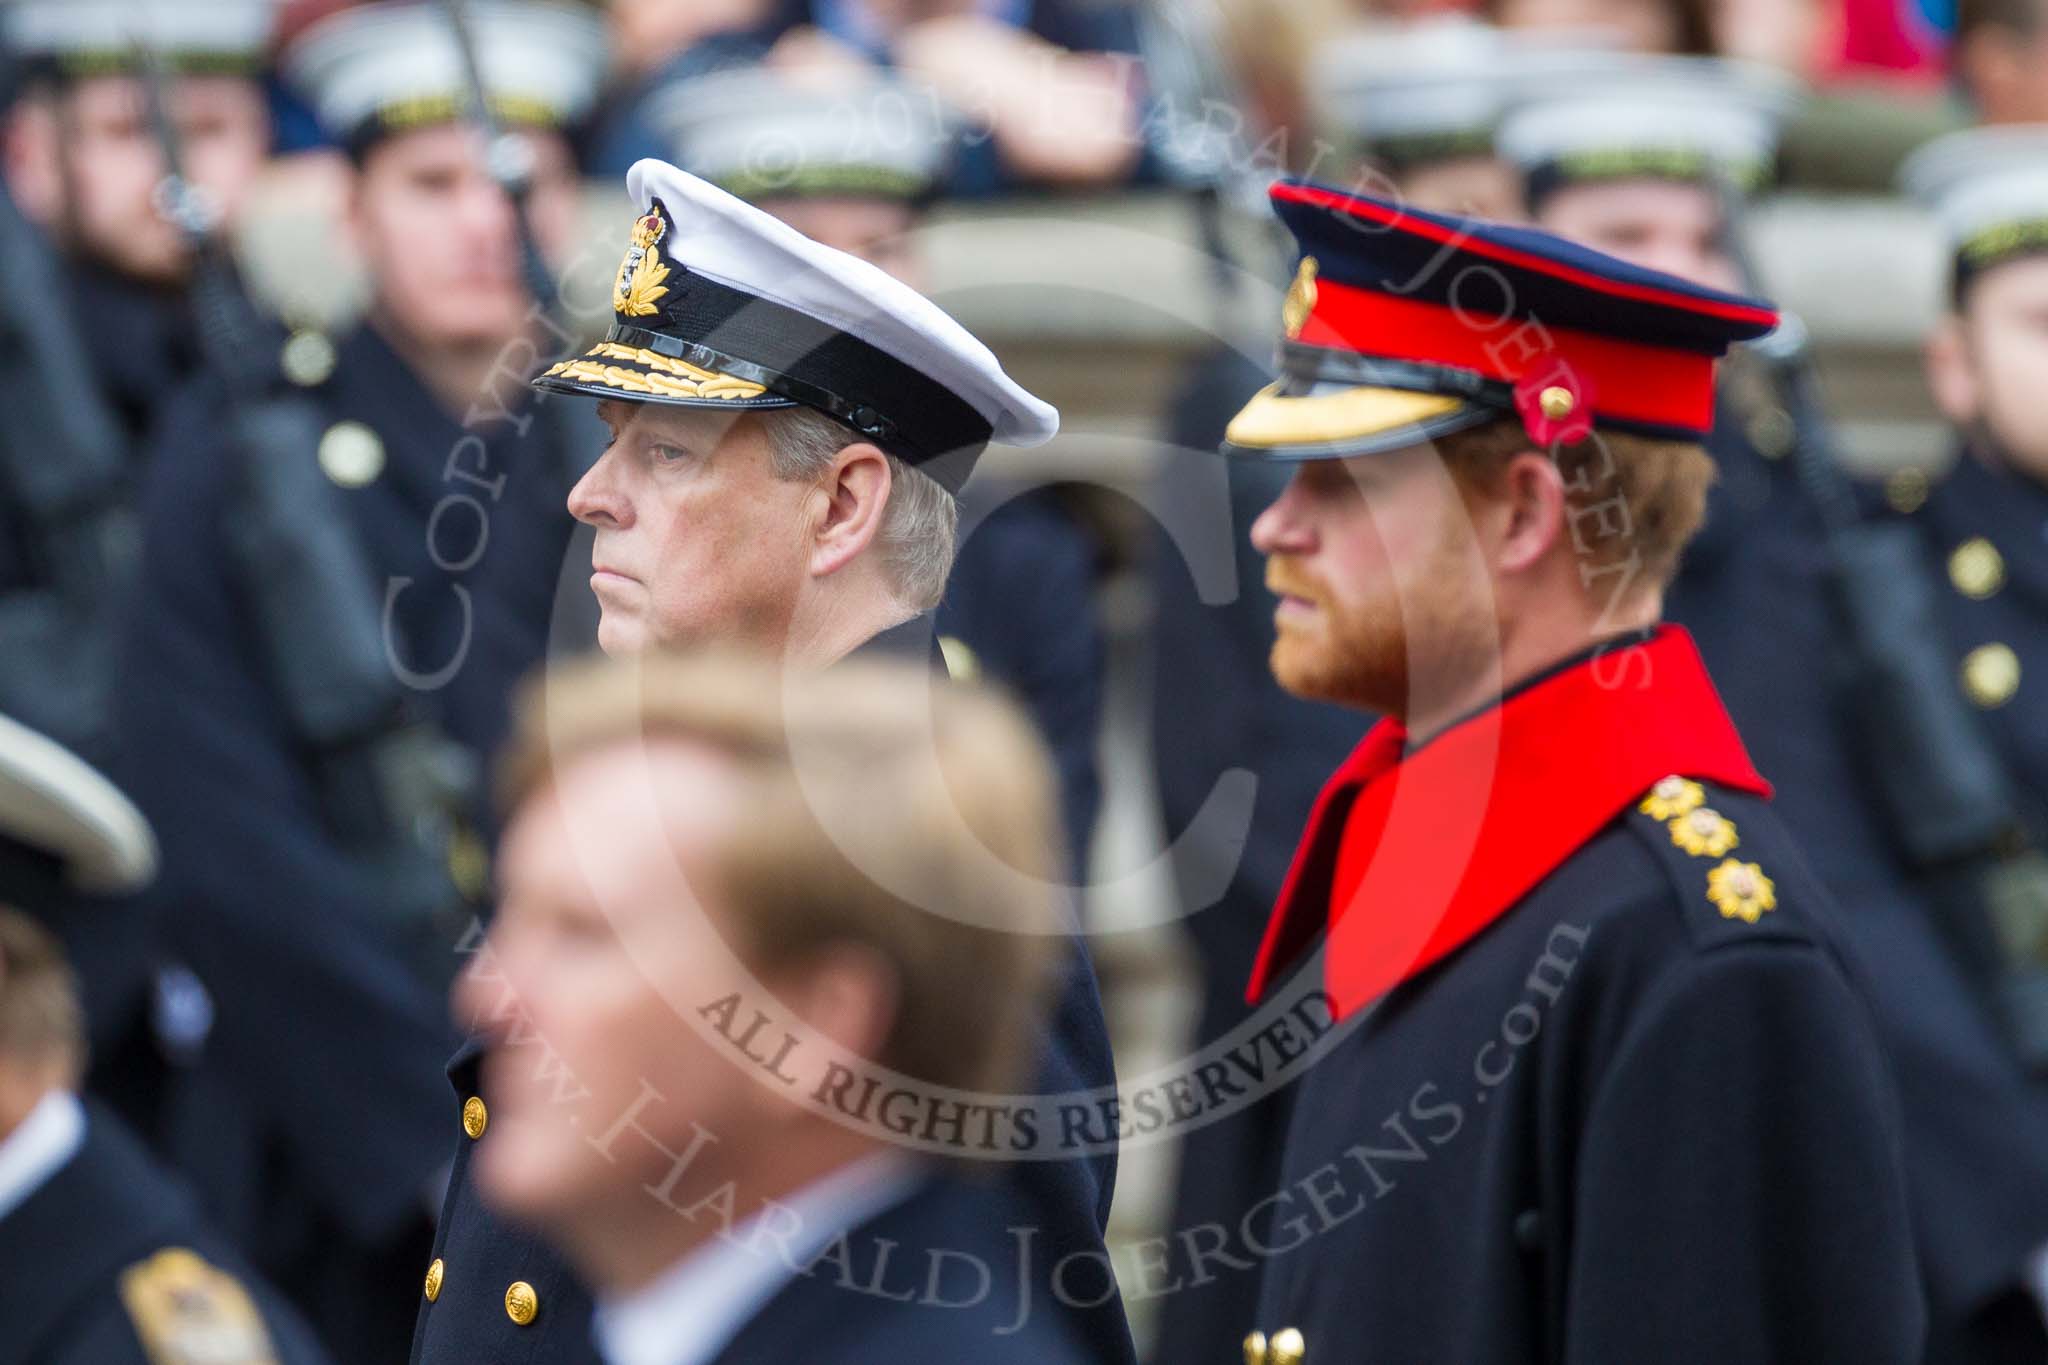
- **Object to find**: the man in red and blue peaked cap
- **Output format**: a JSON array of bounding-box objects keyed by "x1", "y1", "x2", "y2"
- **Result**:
[{"x1": 1220, "y1": 182, "x2": 1926, "y2": 1365}]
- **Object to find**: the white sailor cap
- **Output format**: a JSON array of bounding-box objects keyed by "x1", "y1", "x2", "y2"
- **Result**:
[
  {"x1": 533, "y1": 158, "x2": 1058, "y2": 493},
  {"x1": 4, "y1": 0, "x2": 276, "y2": 76},
  {"x1": 1310, "y1": 18, "x2": 1507, "y2": 168},
  {"x1": 0, "y1": 713, "x2": 156, "y2": 895},
  {"x1": 282, "y1": 0, "x2": 605, "y2": 150},
  {"x1": 1900, "y1": 124, "x2": 2048, "y2": 293},
  {"x1": 642, "y1": 65, "x2": 959, "y2": 205},
  {"x1": 1497, "y1": 53, "x2": 1800, "y2": 203}
]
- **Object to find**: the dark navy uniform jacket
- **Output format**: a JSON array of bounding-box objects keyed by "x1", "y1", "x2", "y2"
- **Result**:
[
  {"x1": 414, "y1": 614, "x2": 1131, "y2": 1365},
  {"x1": 1243, "y1": 628, "x2": 1924, "y2": 1364},
  {"x1": 700, "y1": 1172, "x2": 1096, "y2": 1364},
  {"x1": 0, "y1": 1102, "x2": 331, "y2": 1365},
  {"x1": 0, "y1": 265, "x2": 207, "y2": 1123},
  {"x1": 1671, "y1": 419, "x2": 2048, "y2": 1364},
  {"x1": 1901, "y1": 447, "x2": 2048, "y2": 835},
  {"x1": 117, "y1": 323, "x2": 575, "y2": 1362}
]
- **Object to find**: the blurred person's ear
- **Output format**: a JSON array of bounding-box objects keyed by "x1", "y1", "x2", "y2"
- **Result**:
[
  {"x1": 1925, "y1": 314, "x2": 1981, "y2": 426},
  {"x1": 3, "y1": 98, "x2": 63, "y2": 227},
  {"x1": 773, "y1": 944, "x2": 901, "y2": 1070}
]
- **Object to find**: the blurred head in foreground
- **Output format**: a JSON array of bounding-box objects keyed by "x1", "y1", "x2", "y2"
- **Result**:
[{"x1": 457, "y1": 649, "x2": 1061, "y2": 1291}]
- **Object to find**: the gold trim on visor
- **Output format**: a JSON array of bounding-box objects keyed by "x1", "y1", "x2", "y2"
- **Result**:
[
  {"x1": 538, "y1": 341, "x2": 770, "y2": 402},
  {"x1": 1224, "y1": 382, "x2": 1466, "y2": 450}
]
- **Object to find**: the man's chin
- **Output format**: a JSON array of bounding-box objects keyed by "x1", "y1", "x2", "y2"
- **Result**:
[
  {"x1": 1269, "y1": 638, "x2": 1394, "y2": 713},
  {"x1": 594, "y1": 612, "x2": 649, "y2": 658}
]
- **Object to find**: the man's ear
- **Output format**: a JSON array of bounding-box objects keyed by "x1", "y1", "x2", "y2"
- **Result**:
[
  {"x1": 778, "y1": 944, "x2": 899, "y2": 1065},
  {"x1": 1924, "y1": 314, "x2": 1980, "y2": 427},
  {"x1": 807, "y1": 441, "x2": 892, "y2": 579},
  {"x1": 1494, "y1": 448, "x2": 1569, "y2": 576}
]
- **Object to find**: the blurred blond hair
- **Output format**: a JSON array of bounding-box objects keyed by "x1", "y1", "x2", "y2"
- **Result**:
[{"x1": 497, "y1": 648, "x2": 1064, "y2": 1099}]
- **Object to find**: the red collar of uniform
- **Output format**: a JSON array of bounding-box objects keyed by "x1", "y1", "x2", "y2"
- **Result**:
[{"x1": 1245, "y1": 625, "x2": 1769, "y2": 1020}]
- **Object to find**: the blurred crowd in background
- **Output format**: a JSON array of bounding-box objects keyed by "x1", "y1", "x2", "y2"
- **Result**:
[{"x1": 2, "y1": 0, "x2": 2047, "y2": 1363}]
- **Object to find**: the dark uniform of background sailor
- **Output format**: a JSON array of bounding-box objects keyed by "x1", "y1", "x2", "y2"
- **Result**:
[
  {"x1": 639, "y1": 61, "x2": 1105, "y2": 869},
  {"x1": 111, "y1": 2, "x2": 609, "y2": 1360},
  {"x1": 0, "y1": 711, "x2": 332, "y2": 1365},
  {"x1": 1895, "y1": 122, "x2": 2048, "y2": 1359},
  {"x1": 0, "y1": 0, "x2": 278, "y2": 1217},
  {"x1": 1143, "y1": 21, "x2": 1521, "y2": 1359}
]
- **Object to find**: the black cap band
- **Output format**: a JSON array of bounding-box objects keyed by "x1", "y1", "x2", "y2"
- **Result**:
[{"x1": 627, "y1": 264, "x2": 994, "y2": 476}]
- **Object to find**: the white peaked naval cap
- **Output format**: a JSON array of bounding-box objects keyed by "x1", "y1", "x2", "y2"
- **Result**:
[
  {"x1": 0, "y1": 713, "x2": 157, "y2": 895},
  {"x1": 535, "y1": 159, "x2": 1059, "y2": 493}
]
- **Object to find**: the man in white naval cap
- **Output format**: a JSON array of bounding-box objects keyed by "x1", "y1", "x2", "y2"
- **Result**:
[
  {"x1": 0, "y1": 714, "x2": 334, "y2": 1364},
  {"x1": 1894, "y1": 124, "x2": 2048, "y2": 1362},
  {"x1": 113, "y1": 2, "x2": 608, "y2": 1360},
  {"x1": 417, "y1": 158, "x2": 1134, "y2": 1362},
  {"x1": 642, "y1": 62, "x2": 1108, "y2": 881}
]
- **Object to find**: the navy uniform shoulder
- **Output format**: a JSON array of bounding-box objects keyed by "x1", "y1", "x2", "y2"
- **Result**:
[
  {"x1": 1622, "y1": 776, "x2": 1825, "y2": 949},
  {"x1": 2, "y1": 1108, "x2": 331, "y2": 1364}
]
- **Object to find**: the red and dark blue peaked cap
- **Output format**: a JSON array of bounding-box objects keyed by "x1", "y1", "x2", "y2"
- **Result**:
[{"x1": 1222, "y1": 180, "x2": 1782, "y2": 462}]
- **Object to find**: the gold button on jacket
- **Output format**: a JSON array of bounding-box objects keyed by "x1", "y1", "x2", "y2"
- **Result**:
[
  {"x1": 423, "y1": 1258, "x2": 443, "y2": 1302},
  {"x1": 505, "y1": 1280, "x2": 539, "y2": 1326},
  {"x1": 462, "y1": 1096, "x2": 488, "y2": 1139},
  {"x1": 1243, "y1": 1329, "x2": 1268, "y2": 1365},
  {"x1": 1269, "y1": 1326, "x2": 1306, "y2": 1365}
]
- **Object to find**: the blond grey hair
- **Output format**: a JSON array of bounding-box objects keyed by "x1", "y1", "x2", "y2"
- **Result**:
[{"x1": 758, "y1": 408, "x2": 959, "y2": 612}]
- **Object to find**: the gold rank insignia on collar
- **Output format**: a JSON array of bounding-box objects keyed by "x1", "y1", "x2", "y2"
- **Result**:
[
  {"x1": 1707, "y1": 858, "x2": 1777, "y2": 923},
  {"x1": 118, "y1": 1247, "x2": 278, "y2": 1364},
  {"x1": 1638, "y1": 775, "x2": 1705, "y2": 822},
  {"x1": 614, "y1": 204, "x2": 673, "y2": 319}
]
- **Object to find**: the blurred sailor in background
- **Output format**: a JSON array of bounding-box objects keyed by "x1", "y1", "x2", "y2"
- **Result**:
[
  {"x1": 642, "y1": 61, "x2": 1105, "y2": 871},
  {"x1": 0, "y1": 0, "x2": 274, "y2": 447},
  {"x1": 0, "y1": 712, "x2": 331, "y2": 1365},
  {"x1": 112, "y1": 1, "x2": 608, "y2": 1358},
  {"x1": 0, "y1": 0, "x2": 279, "y2": 1235},
  {"x1": 1897, "y1": 123, "x2": 2048, "y2": 1360}
]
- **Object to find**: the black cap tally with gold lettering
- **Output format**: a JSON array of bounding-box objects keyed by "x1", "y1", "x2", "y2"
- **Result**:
[
  {"x1": 281, "y1": 0, "x2": 605, "y2": 151},
  {"x1": 1497, "y1": 53, "x2": 1799, "y2": 208},
  {"x1": 533, "y1": 158, "x2": 1057, "y2": 494},
  {"x1": 1900, "y1": 125, "x2": 2048, "y2": 301},
  {"x1": 4, "y1": 0, "x2": 275, "y2": 78}
]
